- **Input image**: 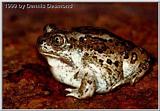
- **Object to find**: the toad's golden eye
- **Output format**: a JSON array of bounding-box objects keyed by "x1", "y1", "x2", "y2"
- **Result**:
[{"x1": 51, "y1": 34, "x2": 65, "y2": 46}]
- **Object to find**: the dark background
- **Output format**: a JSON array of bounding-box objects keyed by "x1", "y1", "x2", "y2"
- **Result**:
[{"x1": 3, "y1": 3, "x2": 158, "y2": 109}]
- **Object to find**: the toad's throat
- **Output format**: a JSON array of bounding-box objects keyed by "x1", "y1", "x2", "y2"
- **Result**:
[{"x1": 41, "y1": 52, "x2": 74, "y2": 67}]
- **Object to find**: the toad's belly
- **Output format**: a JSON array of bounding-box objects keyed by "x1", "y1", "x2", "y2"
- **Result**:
[
  {"x1": 47, "y1": 57, "x2": 81, "y2": 88},
  {"x1": 50, "y1": 67, "x2": 81, "y2": 88}
]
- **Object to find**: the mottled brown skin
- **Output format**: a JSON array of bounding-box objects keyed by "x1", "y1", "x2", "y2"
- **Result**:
[
  {"x1": 37, "y1": 24, "x2": 152, "y2": 99},
  {"x1": 69, "y1": 26, "x2": 151, "y2": 84}
]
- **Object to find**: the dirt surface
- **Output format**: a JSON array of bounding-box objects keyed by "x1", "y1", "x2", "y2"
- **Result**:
[{"x1": 3, "y1": 3, "x2": 158, "y2": 109}]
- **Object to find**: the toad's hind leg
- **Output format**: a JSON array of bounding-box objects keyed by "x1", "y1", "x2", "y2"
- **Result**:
[{"x1": 65, "y1": 73, "x2": 96, "y2": 99}]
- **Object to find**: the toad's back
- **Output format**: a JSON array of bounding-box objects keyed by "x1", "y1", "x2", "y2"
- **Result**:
[{"x1": 70, "y1": 26, "x2": 151, "y2": 92}]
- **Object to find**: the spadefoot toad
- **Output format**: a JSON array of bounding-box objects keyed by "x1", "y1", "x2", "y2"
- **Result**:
[{"x1": 37, "y1": 24, "x2": 151, "y2": 99}]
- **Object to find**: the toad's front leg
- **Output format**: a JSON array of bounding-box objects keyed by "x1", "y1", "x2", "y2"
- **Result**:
[{"x1": 65, "y1": 73, "x2": 96, "y2": 99}]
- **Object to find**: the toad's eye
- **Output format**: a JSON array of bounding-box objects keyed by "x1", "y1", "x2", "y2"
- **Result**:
[{"x1": 51, "y1": 34, "x2": 65, "y2": 47}]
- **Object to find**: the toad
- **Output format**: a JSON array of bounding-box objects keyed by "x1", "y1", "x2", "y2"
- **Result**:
[{"x1": 37, "y1": 24, "x2": 151, "y2": 99}]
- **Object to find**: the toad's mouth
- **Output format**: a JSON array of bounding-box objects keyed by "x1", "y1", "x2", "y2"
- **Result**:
[
  {"x1": 40, "y1": 51, "x2": 59, "y2": 58},
  {"x1": 40, "y1": 52, "x2": 74, "y2": 67}
]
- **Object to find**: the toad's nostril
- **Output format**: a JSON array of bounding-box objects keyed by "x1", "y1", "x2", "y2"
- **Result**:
[{"x1": 37, "y1": 36, "x2": 46, "y2": 45}]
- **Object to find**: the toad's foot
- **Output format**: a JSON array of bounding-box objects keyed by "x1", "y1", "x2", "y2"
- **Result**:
[{"x1": 65, "y1": 73, "x2": 96, "y2": 99}]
